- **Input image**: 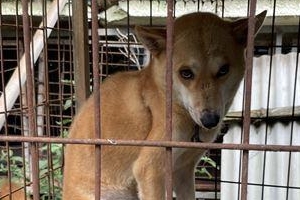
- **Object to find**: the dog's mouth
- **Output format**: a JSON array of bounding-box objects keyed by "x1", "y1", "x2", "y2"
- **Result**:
[
  {"x1": 188, "y1": 108, "x2": 221, "y2": 130},
  {"x1": 190, "y1": 110, "x2": 223, "y2": 143}
]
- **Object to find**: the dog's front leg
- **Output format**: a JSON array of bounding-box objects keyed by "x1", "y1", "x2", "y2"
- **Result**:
[
  {"x1": 173, "y1": 148, "x2": 205, "y2": 200},
  {"x1": 133, "y1": 147, "x2": 166, "y2": 200},
  {"x1": 173, "y1": 164, "x2": 196, "y2": 200}
]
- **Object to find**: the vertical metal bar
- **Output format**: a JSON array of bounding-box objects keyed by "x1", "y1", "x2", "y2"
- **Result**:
[
  {"x1": 38, "y1": 0, "x2": 47, "y2": 138},
  {"x1": 285, "y1": 14, "x2": 300, "y2": 200},
  {"x1": 49, "y1": 14, "x2": 56, "y2": 200},
  {"x1": 0, "y1": 1, "x2": 10, "y2": 179},
  {"x1": 241, "y1": 0, "x2": 257, "y2": 200},
  {"x1": 16, "y1": 0, "x2": 28, "y2": 195},
  {"x1": 0, "y1": 0, "x2": 9, "y2": 136},
  {"x1": 126, "y1": 0, "x2": 130, "y2": 70},
  {"x1": 103, "y1": 1, "x2": 108, "y2": 82},
  {"x1": 221, "y1": 0, "x2": 225, "y2": 18},
  {"x1": 67, "y1": 0, "x2": 74, "y2": 118},
  {"x1": 165, "y1": 0, "x2": 174, "y2": 199},
  {"x1": 72, "y1": 0, "x2": 90, "y2": 110},
  {"x1": 21, "y1": 0, "x2": 40, "y2": 199},
  {"x1": 38, "y1": 4, "x2": 49, "y2": 197},
  {"x1": 91, "y1": 0, "x2": 101, "y2": 199},
  {"x1": 149, "y1": 0, "x2": 153, "y2": 26},
  {"x1": 261, "y1": 1, "x2": 276, "y2": 198}
]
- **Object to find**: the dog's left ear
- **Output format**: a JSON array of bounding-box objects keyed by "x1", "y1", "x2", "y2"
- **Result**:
[
  {"x1": 232, "y1": 10, "x2": 267, "y2": 46},
  {"x1": 135, "y1": 26, "x2": 166, "y2": 56}
]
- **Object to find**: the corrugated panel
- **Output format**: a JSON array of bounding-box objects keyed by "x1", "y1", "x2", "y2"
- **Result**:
[{"x1": 221, "y1": 52, "x2": 300, "y2": 200}]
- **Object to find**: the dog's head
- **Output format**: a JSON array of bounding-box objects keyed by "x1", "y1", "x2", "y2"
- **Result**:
[{"x1": 136, "y1": 11, "x2": 266, "y2": 130}]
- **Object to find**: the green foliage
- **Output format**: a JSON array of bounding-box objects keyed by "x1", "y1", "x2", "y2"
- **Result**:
[
  {"x1": 196, "y1": 156, "x2": 219, "y2": 179},
  {"x1": 63, "y1": 99, "x2": 73, "y2": 111},
  {"x1": 0, "y1": 149, "x2": 24, "y2": 182},
  {"x1": 39, "y1": 143, "x2": 63, "y2": 200},
  {"x1": 0, "y1": 144, "x2": 64, "y2": 200}
]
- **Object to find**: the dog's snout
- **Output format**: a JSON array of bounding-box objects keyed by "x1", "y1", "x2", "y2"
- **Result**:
[{"x1": 200, "y1": 110, "x2": 220, "y2": 129}]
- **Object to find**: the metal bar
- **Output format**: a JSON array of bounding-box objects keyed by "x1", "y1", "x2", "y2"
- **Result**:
[
  {"x1": 0, "y1": 0, "x2": 9, "y2": 130},
  {"x1": 66, "y1": 0, "x2": 74, "y2": 119},
  {"x1": 1, "y1": 136, "x2": 300, "y2": 152},
  {"x1": 0, "y1": 6, "x2": 11, "y2": 193},
  {"x1": 285, "y1": 13, "x2": 300, "y2": 200},
  {"x1": 72, "y1": 0, "x2": 90, "y2": 110},
  {"x1": 51, "y1": 0, "x2": 61, "y2": 196},
  {"x1": 241, "y1": 0, "x2": 258, "y2": 199},
  {"x1": 91, "y1": 0, "x2": 101, "y2": 199},
  {"x1": 165, "y1": 0, "x2": 174, "y2": 199},
  {"x1": 220, "y1": 180, "x2": 300, "y2": 190},
  {"x1": 15, "y1": 1, "x2": 28, "y2": 196},
  {"x1": 21, "y1": 0, "x2": 40, "y2": 199},
  {"x1": 126, "y1": 0, "x2": 130, "y2": 71},
  {"x1": 149, "y1": 0, "x2": 153, "y2": 26},
  {"x1": 261, "y1": 1, "x2": 277, "y2": 198}
]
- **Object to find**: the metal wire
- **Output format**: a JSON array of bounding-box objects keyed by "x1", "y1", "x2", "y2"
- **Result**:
[
  {"x1": 1, "y1": 135, "x2": 300, "y2": 152},
  {"x1": 21, "y1": 0, "x2": 40, "y2": 199},
  {"x1": 261, "y1": 1, "x2": 277, "y2": 198},
  {"x1": 241, "y1": 0, "x2": 258, "y2": 199},
  {"x1": 91, "y1": 0, "x2": 101, "y2": 199},
  {"x1": 165, "y1": 0, "x2": 174, "y2": 199}
]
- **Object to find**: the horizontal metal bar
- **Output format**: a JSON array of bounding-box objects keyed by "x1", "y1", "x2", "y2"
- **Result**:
[{"x1": 0, "y1": 135, "x2": 300, "y2": 152}]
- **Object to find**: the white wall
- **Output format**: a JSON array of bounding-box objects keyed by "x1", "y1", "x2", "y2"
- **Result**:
[{"x1": 222, "y1": 53, "x2": 300, "y2": 200}]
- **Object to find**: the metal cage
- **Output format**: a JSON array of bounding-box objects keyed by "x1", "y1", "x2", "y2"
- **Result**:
[{"x1": 0, "y1": 0, "x2": 299, "y2": 200}]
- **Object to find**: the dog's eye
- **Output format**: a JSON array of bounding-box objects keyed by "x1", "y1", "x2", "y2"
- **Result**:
[
  {"x1": 179, "y1": 69, "x2": 194, "y2": 80},
  {"x1": 216, "y1": 64, "x2": 230, "y2": 78}
]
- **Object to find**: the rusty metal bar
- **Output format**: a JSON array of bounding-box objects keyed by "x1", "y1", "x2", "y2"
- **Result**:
[
  {"x1": 0, "y1": 0, "x2": 9, "y2": 130},
  {"x1": 16, "y1": 3, "x2": 29, "y2": 196},
  {"x1": 241, "y1": 0, "x2": 258, "y2": 199},
  {"x1": 21, "y1": 0, "x2": 40, "y2": 199},
  {"x1": 1, "y1": 135, "x2": 300, "y2": 152},
  {"x1": 72, "y1": 0, "x2": 90, "y2": 110},
  {"x1": 91, "y1": 0, "x2": 101, "y2": 199},
  {"x1": 0, "y1": 4, "x2": 11, "y2": 192},
  {"x1": 165, "y1": 0, "x2": 174, "y2": 199}
]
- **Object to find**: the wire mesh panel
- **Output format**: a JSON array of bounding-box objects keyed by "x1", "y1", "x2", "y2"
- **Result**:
[
  {"x1": 0, "y1": 0, "x2": 299, "y2": 200},
  {"x1": 0, "y1": 0, "x2": 73, "y2": 199}
]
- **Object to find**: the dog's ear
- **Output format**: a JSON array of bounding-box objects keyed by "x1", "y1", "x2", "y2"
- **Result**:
[
  {"x1": 232, "y1": 10, "x2": 267, "y2": 46},
  {"x1": 135, "y1": 26, "x2": 166, "y2": 56}
]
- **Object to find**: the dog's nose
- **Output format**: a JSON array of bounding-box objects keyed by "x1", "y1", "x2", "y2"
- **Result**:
[{"x1": 200, "y1": 110, "x2": 220, "y2": 129}]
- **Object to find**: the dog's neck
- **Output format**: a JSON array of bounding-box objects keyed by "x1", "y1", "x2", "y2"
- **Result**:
[{"x1": 191, "y1": 124, "x2": 202, "y2": 142}]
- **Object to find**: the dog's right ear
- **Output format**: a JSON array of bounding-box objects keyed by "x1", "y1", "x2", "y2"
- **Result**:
[{"x1": 135, "y1": 26, "x2": 166, "y2": 56}]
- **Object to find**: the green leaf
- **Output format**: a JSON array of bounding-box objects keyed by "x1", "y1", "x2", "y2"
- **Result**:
[{"x1": 64, "y1": 99, "x2": 73, "y2": 110}]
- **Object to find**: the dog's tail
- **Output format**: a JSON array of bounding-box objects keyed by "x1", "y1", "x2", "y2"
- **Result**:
[{"x1": 0, "y1": 180, "x2": 27, "y2": 200}]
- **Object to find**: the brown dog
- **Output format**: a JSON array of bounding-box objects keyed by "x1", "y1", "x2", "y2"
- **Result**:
[
  {"x1": 0, "y1": 180, "x2": 26, "y2": 200},
  {"x1": 63, "y1": 11, "x2": 266, "y2": 200}
]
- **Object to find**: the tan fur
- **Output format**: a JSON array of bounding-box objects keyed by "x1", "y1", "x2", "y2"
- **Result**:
[
  {"x1": 63, "y1": 11, "x2": 266, "y2": 200},
  {"x1": 0, "y1": 180, "x2": 26, "y2": 200}
]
